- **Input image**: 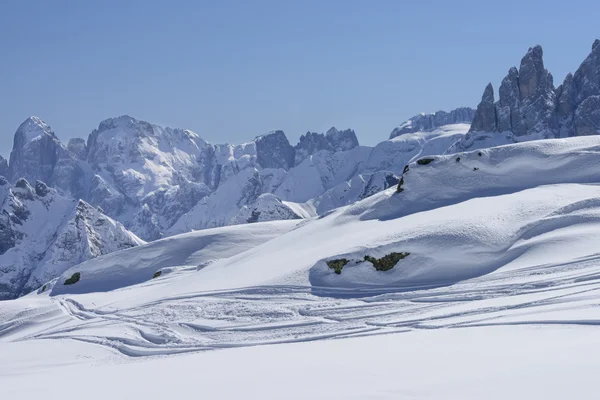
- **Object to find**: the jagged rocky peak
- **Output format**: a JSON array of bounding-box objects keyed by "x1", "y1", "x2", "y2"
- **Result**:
[
  {"x1": 470, "y1": 44, "x2": 557, "y2": 137},
  {"x1": 458, "y1": 39, "x2": 600, "y2": 151},
  {"x1": 294, "y1": 131, "x2": 333, "y2": 165},
  {"x1": 325, "y1": 127, "x2": 359, "y2": 151},
  {"x1": 255, "y1": 130, "x2": 295, "y2": 170},
  {"x1": 67, "y1": 138, "x2": 88, "y2": 160},
  {"x1": 389, "y1": 107, "x2": 475, "y2": 139},
  {"x1": 95, "y1": 115, "x2": 150, "y2": 135},
  {"x1": 470, "y1": 84, "x2": 497, "y2": 133},
  {"x1": 0, "y1": 176, "x2": 144, "y2": 299},
  {"x1": 294, "y1": 127, "x2": 359, "y2": 165},
  {"x1": 8, "y1": 116, "x2": 61, "y2": 183},
  {"x1": 7, "y1": 116, "x2": 84, "y2": 195},
  {"x1": 13, "y1": 116, "x2": 56, "y2": 145}
]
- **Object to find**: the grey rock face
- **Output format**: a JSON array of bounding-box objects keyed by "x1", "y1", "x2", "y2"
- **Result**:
[
  {"x1": 390, "y1": 107, "x2": 475, "y2": 139},
  {"x1": 8, "y1": 117, "x2": 61, "y2": 184},
  {"x1": 0, "y1": 178, "x2": 143, "y2": 300},
  {"x1": 0, "y1": 156, "x2": 8, "y2": 178},
  {"x1": 255, "y1": 130, "x2": 295, "y2": 170},
  {"x1": 469, "y1": 84, "x2": 497, "y2": 132},
  {"x1": 294, "y1": 132, "x2": 333, "y2": 165},
  {"x1": 574, "y1": 95, "x2": 600, "y2": 136},
  {"x1": 554, "y1": 39, "x2": 600, "y2": 137},
  {"x1": 8, "y1": 117, "x2": 86, "y2": 200},
  {"x1": 572, "y1": 39, "x2": 600, "y2": 105},
  {"x1": 470, "y1": 46, "x2": 559, "y2": 137},
  {"x1": 325, "y1": 127, "x2": 359, "y2": 151},
  {"x1": 469, "y1": 41, "x2": 600, "y2": 141},
  {"x1": 516, "y1": 46, "x2": 557, "y2": 136},
  {"x1": 556, "y1": 73, "x2": 577, "y2": 136},
  {"x1": 294, "y1": 127, "x2": 359, "y2": 165},
  {"x1": 67, "y1": 138, "x2": 88, "y2": 160},
  {"x1": 496, "y1": 67, "x2": 525, "y2": 134},
  {"x1": 238, "y1": 193, "x2": 301, "y2": 224}
]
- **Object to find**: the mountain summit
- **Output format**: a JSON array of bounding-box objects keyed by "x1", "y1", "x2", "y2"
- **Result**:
[{"x1": 468, "y1": 40, "x2": 600, "y2": 143}]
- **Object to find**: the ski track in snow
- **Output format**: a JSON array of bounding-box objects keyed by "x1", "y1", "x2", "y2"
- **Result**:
[{"x1": 3, "y1": 253, "x2": 600, "y2": 358}]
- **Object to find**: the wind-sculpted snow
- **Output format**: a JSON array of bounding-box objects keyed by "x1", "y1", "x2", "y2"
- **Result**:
[
  {"x1": 4, "y1": 176, "x2": 600, "y2": 360},
  {"x1": 51, "y1": 220, "x2": 299, "y2": 295},
  {"x1": 357, "y1": 136, "x2": 600, "y2": 222}
]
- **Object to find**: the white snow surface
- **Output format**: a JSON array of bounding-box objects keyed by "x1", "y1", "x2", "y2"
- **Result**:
[{"x1": 4, "y1": 136, "x2": 600, "y2": 398}]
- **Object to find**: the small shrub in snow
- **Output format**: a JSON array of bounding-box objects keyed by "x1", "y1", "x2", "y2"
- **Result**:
[
  {"x1": 403, "y1": 164, "x2": 409, "y2": 174},
  {"x1": 327, "y1": 259, "x2": 349, "y2": 275},
  {"x1": 364, "y1": 252, "x2": 410, "y2": 271},
  {"x1": 478, "y1": 151, "x2": 483, "y2": 157},
  {"x1": 64, "y1": 272, "x2": 81, "y2": 285},
  {"x1": 153, "y1": 271, "x2": 162, "y2": 279},
  {"x1": 456, "y1": 157, "x2": 461, "y2": 163},
  {"x1": 41, "y1": 285, "x2": 46, "y2": 293},
  {"x1": 473, "y1": 167, "x2": 479, "y2": 171},
  {"x1": 417, "y1": 158, "x2": 434, "y2": 165}
]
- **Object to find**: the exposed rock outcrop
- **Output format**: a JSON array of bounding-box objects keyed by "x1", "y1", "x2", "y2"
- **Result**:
[
  {"x1": 469, "y1": 40, "x2": 600, "y2": 139},
  {"x1": 0, "y1": 178, "x2": 143, "y2": 299},
  {"x1": 294, "y1": 127, "x2": 360, "y2": 165},
  {"x1": 254, "y1": 130, "x2": 296, "y2": 170},
  {"x1": 470, "y1": 84, "x2": 497, "y2": 133}
]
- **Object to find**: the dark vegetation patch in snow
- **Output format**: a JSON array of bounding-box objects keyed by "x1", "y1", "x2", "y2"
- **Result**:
[
  {"x1": 364, "y1": 252, "x2": 410, "y2": 271},
  {"x1": 64, "y1": 272, "x2": 81, "y2": 285},
  {"x1": 417, "y1": 157, "x2": 435, "y2": 165},
  {"x1": 327, "y1": 259, "x2": 349, "y2": 274},
  {"x1": 153, "y1": 271, "x2": 162, "y2": 279},
  {"x1": 396, "y1": 177, "x2": 405, "y2": 193}
]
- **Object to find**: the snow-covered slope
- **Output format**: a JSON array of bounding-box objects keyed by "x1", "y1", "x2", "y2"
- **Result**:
[
  {"x1": 0, "y1": 178, "x2": 143, "y2": 299},
  {"x1": 365, "y1": 123, "x2": 470, "y2": 175},
  {"x1": 4, "y1": 136, "x2": 600, "y2": 399},
  {"x1": 51, "y1": 220, "x2": 299, "y2": 296},
  {"x1": 46, "y1": 135, "x2": 600, "y2": 296}
]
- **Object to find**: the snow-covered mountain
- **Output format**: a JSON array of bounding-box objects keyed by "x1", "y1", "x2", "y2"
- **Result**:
[
  {"x1": 3, "y1": 114, "x2": 469, "y2": 241},
  {"x1": 455, "y1": 39, "x2": 600, "y2": 151},
  {"x1": 0, "y1": 177, "x2": 143, "y2": 299},
  {"x1": 389, "y1": 107, "x2": 474, "y2": 139}
]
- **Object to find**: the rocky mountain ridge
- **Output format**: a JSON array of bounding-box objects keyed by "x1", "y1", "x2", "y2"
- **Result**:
[
  {"x1": 464, "y1": 39, "x2": 600, "y2": 149},
  {"x1": 0, "y1": 177, "x2": 143, "y2": 299},
  {"x1": 2, "y1": 115, "x2": 366, "y2": 241},
  {"x1": 389, "y1": 107, "x2": 475, "y2": 139}
]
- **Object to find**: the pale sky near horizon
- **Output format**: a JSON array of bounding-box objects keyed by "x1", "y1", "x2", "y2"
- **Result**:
[{"x1": 1, "y1": 0, "x2": 599, "y2": 156}]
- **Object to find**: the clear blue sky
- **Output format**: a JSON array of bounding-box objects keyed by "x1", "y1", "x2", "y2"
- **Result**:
[{"x1": 1, "y1": 0, "x2": 599, "y2": 155}]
